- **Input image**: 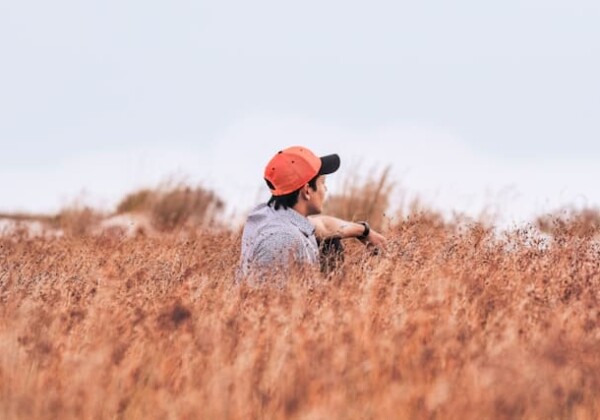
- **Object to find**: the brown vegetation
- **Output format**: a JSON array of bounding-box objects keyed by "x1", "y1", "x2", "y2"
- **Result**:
[
  {"x1": 116, "y1": 182, "x2": 225, "y2": 232},
  {"x1": 49, "y1": 205, "x2": 104, "y2": 236},
  {"x1": 537, "y1": 207, "x2": 600, "y2": 239},
  {"x1": 2, "y1": 178, "x2": 600, "y2": 419}
]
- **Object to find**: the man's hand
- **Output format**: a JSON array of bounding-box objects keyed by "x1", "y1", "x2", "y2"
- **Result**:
[{"x1": 358, "y1": 228, "x2": 387, "y2": 254}]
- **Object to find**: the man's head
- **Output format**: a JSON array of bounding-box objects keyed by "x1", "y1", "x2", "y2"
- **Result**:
[{"x1": 264, "y1": 146, "x2": 340, "y2": 216}]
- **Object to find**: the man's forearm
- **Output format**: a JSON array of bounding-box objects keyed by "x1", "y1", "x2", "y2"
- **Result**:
[{"x1": 308, "y1": 215, "x2": 366, "y2": 240}]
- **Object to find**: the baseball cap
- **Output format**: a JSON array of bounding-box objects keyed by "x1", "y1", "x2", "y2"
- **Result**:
[{"x1": 264, "y1": 146, "x2": 341, "y2": 196}]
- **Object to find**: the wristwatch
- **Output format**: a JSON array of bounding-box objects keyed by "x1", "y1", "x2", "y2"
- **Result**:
[{"x1": 357, "y1": 221, "x2": 370, "y2": 240}]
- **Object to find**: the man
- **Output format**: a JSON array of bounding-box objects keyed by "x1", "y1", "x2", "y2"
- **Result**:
[{"x1": 238, "y1": 146, "x2": 387, "y2": 280}]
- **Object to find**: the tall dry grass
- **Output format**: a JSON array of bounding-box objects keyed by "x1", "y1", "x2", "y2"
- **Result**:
[
  {"x1": 2, "y1": 176, "x2": 600, "y2": 419},
  {"x1": 537, "y1": 207, "x2": 600, "y2": 240},
  {"x1": 324, "y1": 166, "x2": 394, "y2": 231}
]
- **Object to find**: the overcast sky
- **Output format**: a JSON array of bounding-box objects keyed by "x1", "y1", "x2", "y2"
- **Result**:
[{"x1": 1, "y1": 0, "x2": 599, "y2": 225}]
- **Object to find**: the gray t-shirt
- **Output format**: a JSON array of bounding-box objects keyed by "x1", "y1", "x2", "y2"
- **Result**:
[{"x1": 238, "y1": 203, "x2": 319, "y2": 280}]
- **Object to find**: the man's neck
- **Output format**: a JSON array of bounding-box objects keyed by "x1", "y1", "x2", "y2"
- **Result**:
[{"x1": 292, "y1": 202, "x2": 310, "y2": 218}]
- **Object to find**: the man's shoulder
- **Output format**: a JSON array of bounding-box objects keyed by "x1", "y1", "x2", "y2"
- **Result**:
[
  {"x1": 242, "y1": 205, "x2": 301, "y2": 245},
  {"x1": 245, "y1": 204, "x2": 297, "y2": 232},
  {"x1": 251, "y1": 214, "x2": 305, "y2": 253}
]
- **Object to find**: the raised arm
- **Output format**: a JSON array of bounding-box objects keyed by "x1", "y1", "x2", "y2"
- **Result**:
[{"x1": 308, "y1": 215, "x2": 387, "y2": 250}]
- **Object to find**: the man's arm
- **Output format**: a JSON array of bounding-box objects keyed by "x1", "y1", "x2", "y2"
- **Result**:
[{"x1": 308, "y1": 215, "x2": 387, "y2": 250}]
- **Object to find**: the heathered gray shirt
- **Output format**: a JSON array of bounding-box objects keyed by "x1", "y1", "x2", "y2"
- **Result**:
[{"x1": 238, "y1": 203, "x2": 319, "y2": 279}]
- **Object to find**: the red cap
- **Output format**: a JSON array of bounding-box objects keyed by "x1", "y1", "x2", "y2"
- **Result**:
[{"x1": 264, "y1": 146, "x2": 340, "y2": 196}]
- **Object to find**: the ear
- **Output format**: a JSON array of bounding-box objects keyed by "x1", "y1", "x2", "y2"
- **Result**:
[{"x1": 302, "y1": 184, "x2": 311, "y2": 200}]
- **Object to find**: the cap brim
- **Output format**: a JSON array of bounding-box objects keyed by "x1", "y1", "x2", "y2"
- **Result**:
[{"x1": 319, "y1": 154, "x2": 341, "y2": 175}]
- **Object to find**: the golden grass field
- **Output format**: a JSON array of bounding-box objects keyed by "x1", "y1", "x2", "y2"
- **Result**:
[{"x1": 2, "y1": 179, "x2": 600, "y2": 419}]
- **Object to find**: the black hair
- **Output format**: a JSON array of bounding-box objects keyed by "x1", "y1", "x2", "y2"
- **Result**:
[{"x1": 266, "y1": 175, "x2": 319, "y2": 210}]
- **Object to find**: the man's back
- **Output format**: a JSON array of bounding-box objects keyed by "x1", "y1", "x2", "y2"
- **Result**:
[{"x1": 238, "y1": 203, "x2": 319, "y2": 279}]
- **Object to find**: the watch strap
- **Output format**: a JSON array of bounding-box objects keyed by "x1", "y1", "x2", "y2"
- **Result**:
[{"x1": 357, "y1": 221, "x2": 370, "y2": 240}]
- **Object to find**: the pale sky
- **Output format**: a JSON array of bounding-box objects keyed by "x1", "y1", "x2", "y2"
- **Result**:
[{"x1": 1, "y1": 1, "x2": 599, "y2": 225}]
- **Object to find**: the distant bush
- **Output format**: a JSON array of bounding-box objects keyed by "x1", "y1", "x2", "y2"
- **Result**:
[
  {"x1": 50, "y1": 205, "x2": 104, "y2": 236},
  {"x1": 116, "y1": 189, "x2": 154, "y2": 214},
  {"x1": 116, "y1": 182, "x2": 225, "y2": 232}
]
